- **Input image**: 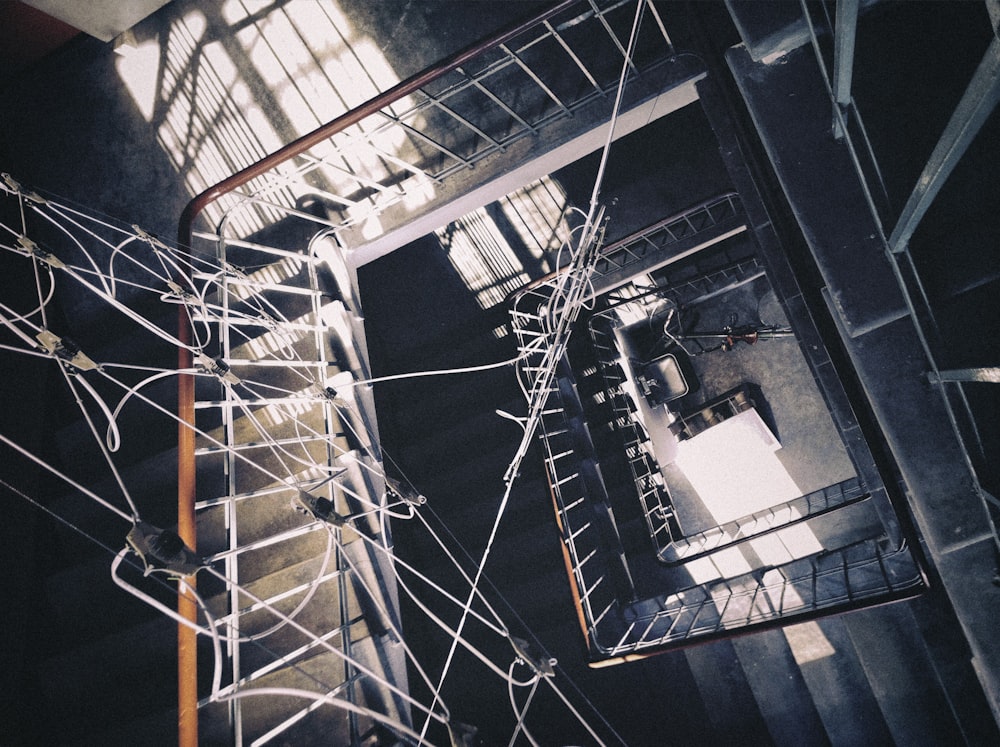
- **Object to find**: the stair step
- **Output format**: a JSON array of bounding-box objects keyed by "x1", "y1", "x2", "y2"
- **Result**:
[
  {"x1": 844, "y1": 602, "x2": 967, "y2": 745},
  {"x1": 731, "y1": 629, "x2": 831, "y2": 745},
  {"x1": 371, "y1": 307, "x2": 513, "y2": 374},
  {"x1": 393, "y1": 439, "x2": 544, "y2": 501},
  {"x1": 397, "y1": 404, "x2": 524, "y2": 469},
  {"x1": 66, "y1": 705, "x2": 179, "y2": 747},
  {"x1": 908, "y1": 584, "x2": 1000, "y2": 744},
  {"x1": 786, "y1": 616, "x2": 893, "y2": 745},
  {"x1": 42, "y1": 554, "x2": 165, "y2": 653},
  {"x1": 199, "y1": 650, "x2": 360, "y2": 746},
  {"x1": 381, "y1": 367, "x2": 518, "y2": 438},
  {"x1": 397, "y1": 475, "x2": 549, "y2": 539},
  {"x1": 685, "y1": 637, "x2": 772, "y2": 744},
  {"x1": 37, "y1": 614, "x2": 176, "y2": 740}
]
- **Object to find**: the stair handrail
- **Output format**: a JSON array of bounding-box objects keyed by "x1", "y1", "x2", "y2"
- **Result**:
[{"x1": 172, "y1": 3, "x2": 580, "y2": 744}]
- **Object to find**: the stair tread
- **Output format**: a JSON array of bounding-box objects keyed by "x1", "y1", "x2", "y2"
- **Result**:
[
  {"x1": 844, "y1": 603, "x2": 967, "y2": 745},
  {"x1": 684, "y1": 637, "x2": 772, "y2": 744},
  {"x1": 731, "y1": 629, "x2": 831, "y2": 745},
  {"x1": 786, "y1": 616, "x2": 893, "y2": 745}
]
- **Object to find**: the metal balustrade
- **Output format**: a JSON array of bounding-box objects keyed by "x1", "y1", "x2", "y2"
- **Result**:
[
  {"x1": 659, "y1": 477, "x2": 871, "y2": 565},
  {"x1": 511, "y1": 286, "x2": 631, "y2": 634},
  {"x1": 509, "y1": 194, "x2": 927, "y2": 663},
  {"x1": 185, "y1": 0, "x2": 683, "y2": 238},
  {"x1": 793, "y1": 0, "x2": 1000, "y2": 556},
  {"x1": 587, "y1": 317, "x2": 681, "y2": 554},
  {"x1": 190, "y1": 204, "x2": 398, "y2": 744},
  {"x1": 593, "y1": 193, "x2": 744, "y2": 281},
  {"x1": 174, "y1": 3, "x2": 691, "y2": 730},
  {"x1": 602, "y1": 538, "x2": 923, "y2": 658}
]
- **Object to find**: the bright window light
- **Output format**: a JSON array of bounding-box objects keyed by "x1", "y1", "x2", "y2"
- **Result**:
[{"x1": 115, "y1": 0, "x2": 434, "y2": 237}]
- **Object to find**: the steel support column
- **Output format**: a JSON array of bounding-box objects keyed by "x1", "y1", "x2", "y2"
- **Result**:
[
  {"x1": 832, "y1": 0, "x2": 859, "y2": 138},
  {"x1": 888, "y1": 34, "x2": 1000, "y2": 253}
]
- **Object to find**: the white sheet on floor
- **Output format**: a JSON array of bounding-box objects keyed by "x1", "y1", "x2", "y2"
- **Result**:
[{"x1": 675, "y1": 408, "x2": 801, "y2": 525}]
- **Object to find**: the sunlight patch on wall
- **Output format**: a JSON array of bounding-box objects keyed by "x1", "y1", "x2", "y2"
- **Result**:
[
  {"x1": 115, "y1": 38, "x2": 160, "y2": 122},
  {"x1": 434, "y1": 176, "x2": 572, "y2": 309},
  {"x1": 115, "y1": 0, "x2": 435, "y2": 240},
  {"x1": 499, "y1": 175, "x2": 573, "y2": 264},
  {"x1": 436, "y1": 207, "x2": 530, "y2": 310}
]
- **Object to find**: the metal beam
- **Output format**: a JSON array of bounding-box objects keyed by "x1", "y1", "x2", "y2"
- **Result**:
[
  {"x1": 889, "y1": 34, "x2": 1000, "y2": 253},
  {"x1": 928, "y1": 366, "x2": 1000, "y2": 384}
]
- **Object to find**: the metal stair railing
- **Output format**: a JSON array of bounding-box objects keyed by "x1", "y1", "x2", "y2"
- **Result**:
[
  {"x1": 586, "y1": 268, "x2": 880, "y2": 565},
  {"x1": 586, "y1": 319, "x2": 682, "y2": 554},
  {"x1": 659, "y1": 477, "x2": 871, "y2": 565},
  {"x1": 179, "y1": 7, "x2": 689, "y2": 730},
  {"x1": 190, "y1": 215, "x2": 398, "y2": 745},
  {"x1": 593, "y1": 193, "x2": 744, "y2": 280},
  {"x1": 510, "y1": 285, "x2": 632, "y2": 632},
  {"x1": 179, "y1": 0, "x2": 683, "y2": 237},
  {"x1": 595, "y1": 537, "x2": 925, "y2": 659},
  {"x1": 509, "y1": 197, "x2": 929, "y2": 664}
]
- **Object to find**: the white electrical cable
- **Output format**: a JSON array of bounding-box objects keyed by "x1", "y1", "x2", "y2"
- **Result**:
[
  {"x1": 212, "y1": 687, "x2": 427, "y2": 745},
  {"x1": 0, "y1": 92, "x2": 647, "y2": 741},
  {"x1": 235, "y1": 524, "x2": 337, "y2": 644},
  {"x1": 0, "y1": 430, "x2": 134, "y2": 523},
  {"x1": 507, "y1": 661, "x2": 542, "y2": 747},
  {"x1": 336, "y1": 344, "x2": 542, "y2": 389},
  {"x1": 58, "y1": 366, "x2": 137, "y2": 517},
  {"x1": 202, "y1": 565, "x2": 445, "y2": 726},
  {"x1": 30, "y1": 203, "x2": 114, "y2": 297}
]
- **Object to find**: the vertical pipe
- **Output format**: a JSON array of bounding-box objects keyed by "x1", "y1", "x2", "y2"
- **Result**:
[
  {"x1": 832, "y1": 0, "x2": 859, "y2": 109},
  {"x1": 832, "y1": 0, "x2": 859, "y2": 139},
  {"x1": 177, "y1": 307, "x2": 198, "y2": 747}
]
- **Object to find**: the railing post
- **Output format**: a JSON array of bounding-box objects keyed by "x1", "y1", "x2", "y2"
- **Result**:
[
  {"x1": 888, "y1": 33, "x2": 1000, "y2": 254},
  {"x1": 927, "y1": 366, "x2": 1000, "y2": 384}
]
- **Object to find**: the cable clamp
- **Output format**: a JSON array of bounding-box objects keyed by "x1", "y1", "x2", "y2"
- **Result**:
[
  {"x1": 164, "y1": 279, "x2": 196, "y2": 303},
  {"x1": 322, "y1": 385, "x2": 343, "y2": 402},
  {"x1": 509, "y1": 635, "x2": 556, "y2": 677},
  {"x1": 292, "y1": 489, "x2": 349, "y2": 526},
  {"x1": 1, "y1": 173, "x2": 46, "y2": 203},
  {"x1": 131, "y1": 224, "x2": 170, "y2": 251},
  {"x1": 36, "y1": 329, "x2": 98, "y2": 371},
  {"x1": 17, "y1": 236, "x2": 65, "y2": 268},
  {"x1": 224, "y1": 262, "x2": 248, "y2": 280},
  {"x1": 196, "y1": 353, "x2": 241, "y2": 385},
  {"x1": 1, "y1": 172, "x2": 20, "y2": 193},
  {"x1": 126, "y1": 521, "x2": 203, "y2": 577},
  {"x1": 384, "y1": 475, "x2": 426, "y2": 507},
  {"x1": 258, "y1": 311, "x2": 280, "y2": 331}
]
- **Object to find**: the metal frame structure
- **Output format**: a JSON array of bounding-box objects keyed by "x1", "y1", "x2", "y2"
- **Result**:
[
  {"x1": 173, "y1": 1, "x2": 683, "y2": 742},
  {"x1": 508, "y1": 204, "x2": 928, "y2": 663},
  {"x1": 795, "y1": 0, "x2": 1000, "y2": 555}
]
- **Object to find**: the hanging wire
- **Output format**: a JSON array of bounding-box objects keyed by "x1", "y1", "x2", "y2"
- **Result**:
[
  {"x1": 0, "y1": 195, "x2": 630, "y2": 746},
  {"x1": 0, "y1": 5, "x2": 672, "y2": 738}
]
